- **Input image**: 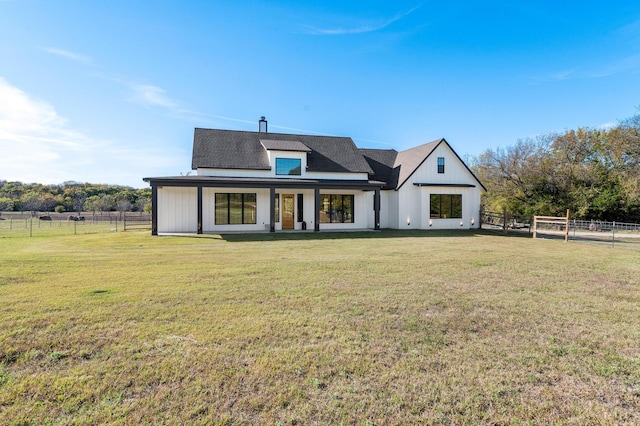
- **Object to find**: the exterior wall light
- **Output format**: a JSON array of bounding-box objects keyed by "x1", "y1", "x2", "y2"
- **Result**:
[
  {"x1": 471, "y1": 217, "x2": 475, "y2": 226},
  {"x1": 429, "y1": 219, "x2": 433, "y2": 227},
  {"x1": 460, "y1": 221, "x2": 464, "y2": 227}
]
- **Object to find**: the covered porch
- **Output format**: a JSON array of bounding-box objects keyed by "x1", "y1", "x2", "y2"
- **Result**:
[{"x1": 143, "y1": 176, "x2": 383, "y2": 235}]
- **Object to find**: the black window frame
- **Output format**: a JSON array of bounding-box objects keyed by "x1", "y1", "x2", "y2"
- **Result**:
[
  {"x1": 214, "y1": 193, "x2": 257, "y2": 225},
  {"x1": 275, "y1": 158, "x2": 302, "y2": 176},
  {"x1": 430, "y1": 194, "x2": 462, "y2": 219},
  {"x1": 437, "y1": 157, "x2": 445, "y2": 174},
  {"x1": 319, "y1": 194, "x2": 354, "y2": 223},
  {"x1": 297, "y1": 194, "x2": 304, "y2": 222}
]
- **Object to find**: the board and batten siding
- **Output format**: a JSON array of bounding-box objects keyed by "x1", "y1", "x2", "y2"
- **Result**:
[
  {"x1": 202, "y1": 188, "x2": 271, "y2": 232},
  {"x1": 396, "y1": 142, "x2": 482, "y2": 230},
  {"x1": 379, "y1": 190, "x2": 398, "y2": 229},
  {"x1": 157, "y1": 187, "x2": 197, "y2": 233}
]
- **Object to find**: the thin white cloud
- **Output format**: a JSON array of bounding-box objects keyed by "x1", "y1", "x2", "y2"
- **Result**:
[
  {"x1": 175, "y1": 110, "x2": 257, "y2": 125},
  {"x1": 303, "y1": 5, "x2": 421, "y2": 35},
  {"x1": 616, "y1": 17, "x2": 640, "y2": 41},
  {"x1": 58, "y1": 60, "x2": 240, "y2": 128},
  {"x1": 96, "y1": 73, "x2": 186, "y2": 113},
  {"x1": 531, "y1": 52, "x2": 640, "y2": 84},
  {"x1": 0, "y1": 77, "x2": 182, "y2": 186},
  {"x1": 551, "y1": 70, "x2": 576, "y2": 81},
  {"x1": 41, "y1": 47, "x2": 94, "y2": 65},
  {"x1": 39, "y1": 51, "x2": 178, "y2": 111},
  {"x1": 129, "y1": 84, "x2": 178, "y2": 108},
  {"x1": 588, "y1": 53, "x2": 640, "y2": 78}
]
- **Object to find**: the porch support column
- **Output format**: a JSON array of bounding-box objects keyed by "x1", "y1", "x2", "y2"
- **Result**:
[
  {"x1": 314, "y1": 187, "x2": 320, "y2": 232},
  {"x1": 374, "y1": 188, "x2": 381, "y2": 230},
  {"x1": 197, "y1": 186, "x2": 203, "y2": 234},
  {"x1": 269, "y1": 186, "x2": 276, "y2": 232},
  {"x1": 151, "y1": 185, "x2": 158, "y2": 236}
]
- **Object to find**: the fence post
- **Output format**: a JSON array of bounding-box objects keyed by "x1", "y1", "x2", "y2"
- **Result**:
[
  {"x1": 564, "y1": 209, "x2": 570, "y2": 242},
  {"x1": 612, "y1": 221, "x2": 615, "y2": 248},
  {"x1": 503, "y1": 207, "x2": 508, "y2": 235},
  {"x1": 29, "y1": 218, "x2": 32, "y2": 237}
]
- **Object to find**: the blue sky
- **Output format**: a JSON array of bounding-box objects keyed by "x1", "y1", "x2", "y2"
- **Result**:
[{"x1": 1, "y1": 1, "x2": 639, "y2": 188}]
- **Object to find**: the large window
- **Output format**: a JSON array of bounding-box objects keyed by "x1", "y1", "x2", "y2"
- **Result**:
[
  {"x1": 319, "y1": 194, "x2": 354, "y2": 223},
  {"x1": 276, "y1": 158, "x2": 302, "y2": 175},
  {"x1": 430, "y1": 194, "x2": 462, "y2": 219},
  {"x1": 215, "y1": 193, "x2": 257, "y2": 224},
  {"x1": 437, "y1": 157, "x2": 445, "y2": 174}
]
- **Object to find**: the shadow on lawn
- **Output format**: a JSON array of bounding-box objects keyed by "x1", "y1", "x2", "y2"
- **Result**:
[{"x1": 177, "y1": 228, "x2": 532, "y2": 243}]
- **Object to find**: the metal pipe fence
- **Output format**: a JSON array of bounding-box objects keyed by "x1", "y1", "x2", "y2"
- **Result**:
[
  {"x1": 481, "y1": 211, "x2": 640, "y2": 249},
  {"x1": 0, "y1": 212, "x2": 151, "y2": 238}
]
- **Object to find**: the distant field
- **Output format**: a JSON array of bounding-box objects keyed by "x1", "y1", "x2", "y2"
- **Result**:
[{"x1": 1, "y1": 230, "x2": 638, "y2": 424}]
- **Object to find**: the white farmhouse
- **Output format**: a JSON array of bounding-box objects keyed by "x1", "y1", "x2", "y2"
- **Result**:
[{"x1": 143, "y1": 118, "x2": 484, "y2": 234}]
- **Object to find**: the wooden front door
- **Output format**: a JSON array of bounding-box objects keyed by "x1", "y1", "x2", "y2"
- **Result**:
[{"x1": 282, "y1": 194, "x2": 294, "y2": 230}]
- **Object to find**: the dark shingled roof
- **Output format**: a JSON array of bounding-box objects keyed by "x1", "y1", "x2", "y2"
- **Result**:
[
  {"x1": 358, "y1": 148, "x2": 399, "y2": 190},
  {"x1": 190, "y1": 129, "x2": 485, "y2": 191},
  {"x1": 360, "y1": 140, "x2": 441, "y2": 190},
  {"x1": 192, "y1": 128, "x2": 373, "y2": 174},
  {"x1": 260, "y1": 139, "x2": 311, "y2": 152}
]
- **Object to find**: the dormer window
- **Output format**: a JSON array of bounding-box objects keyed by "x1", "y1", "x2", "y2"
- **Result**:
[
  {"x1": 276, "y1": 158, "x2": 302, "y2": 176},
  {"x1": 437, "y1": 157, "x2": 445, "y2": 174}
]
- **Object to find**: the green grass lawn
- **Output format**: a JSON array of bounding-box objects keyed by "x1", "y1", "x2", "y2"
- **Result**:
[{"x1": 1, "y1": 230, "x2": 638, "y2": 424}]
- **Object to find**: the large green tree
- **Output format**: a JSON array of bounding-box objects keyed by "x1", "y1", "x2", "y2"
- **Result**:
[
  {"x1": 0, "y1": 181, "x2": 152, "y2": 214},
  {"x1": 473, "y1": 114, "x2": 640, "y2": 222}
]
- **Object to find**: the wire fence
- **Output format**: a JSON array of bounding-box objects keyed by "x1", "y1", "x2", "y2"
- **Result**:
[
  {"x1": 0, "y1": 212, "x2": 151, "y2": 238},
  {"x1": 571, "y1": 219, "x2": 640, "y2": 232},
  {"x1": 482, "y1": 211, "x2": 640, "y2": 250},
  {"x1": 481, "y1": 211, "x2": 532, "y2": 231},
  {"x1": 534, "y1": 219, "x2": 640, "y2": 250}
]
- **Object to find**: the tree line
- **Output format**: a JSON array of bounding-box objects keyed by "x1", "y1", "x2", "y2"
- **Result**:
[
  {"x1": 472, "y1": 113, "x2": 640, "y2": 223},
  {"x1": 3, "y1": 113, "x2": 639, "y2": 222},
  {"x1": 0, "y1": 181, "x2": 151, "y2": 214}
]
